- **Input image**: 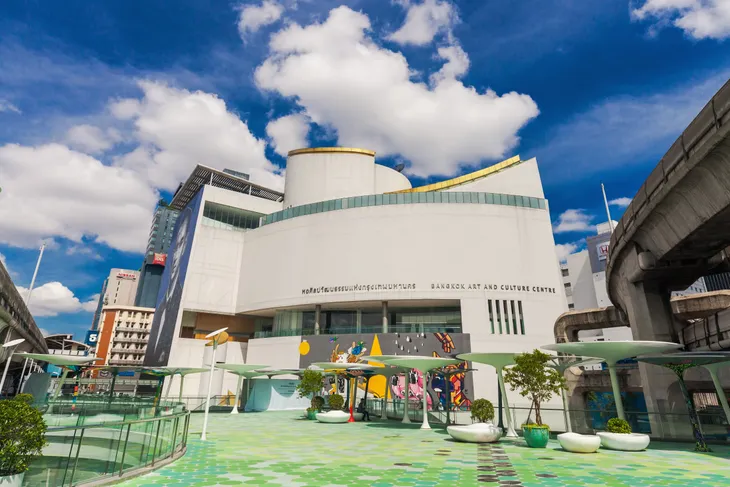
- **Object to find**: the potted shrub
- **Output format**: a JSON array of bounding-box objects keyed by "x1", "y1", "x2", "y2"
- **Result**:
[
  {"x1": 0, "y1": 396, "x2": 48, "y2": 486},
  {"x1": 470, "y1": 398, "x2": 495, "y2": 423},
  {"x1": 596, "y1": 417, "x2": 650, "y2": 451},
  {"x1": 504, "y1": 349, "x2": 566, "y2": 448},
  {"x1": 296, "y1": 370, "x2": 324, "y2": 420},
  {"x1": 328, "y1": 393, "x2": 344, "y2": 411},
  {"x1": 447, "y1": 399, "x2": 501, "y2": 443}
]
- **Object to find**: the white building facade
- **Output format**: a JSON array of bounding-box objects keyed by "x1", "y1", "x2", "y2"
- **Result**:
[{"x1": 145, "y1": 149, "x2": 567, "y2": 413}]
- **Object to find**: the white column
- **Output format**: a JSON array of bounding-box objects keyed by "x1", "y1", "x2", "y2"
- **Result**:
[
  {"x1": 401, "y1": 373, "x2": 411, "y2": 423},
  {"x1": 315, "y1": 305, "x2": 321, "y2": 335},
  {"x1": 178, "y1": 375, "x2": 186, "y2": 403},
  {"x1": 201, "y1": 342, "x2": 218, "y2": 440},
  {"x1": 163, "y1": 375, "x2": 174, "y2": 401},
  {"x1": 380, "y1": 373, "x2": 391, "y2": 420},
  {"x1": 561, "y1": 387, "x2": 572, "y2": 432},
  {"x1": 382, "y1": 302, "x2": 388, "y2": 334},
  {"x1": 497, "y1": 369, "x2": 517, "y2": 437},
  {"x1": 607, "y1": 362, "x2": 625, "y2": 420},
  {"x1": 420, "y1": 371, "x2": 430, "y2": 430},
  {"x1": 52, "y1": 369, "x2": 70, "y2": 401},
  {"x1": 707, "y1": 366, "x2": 730, "y2": 425},
  {"x1": 231, "y1": 375, "x2": 243, "y2": 414}
]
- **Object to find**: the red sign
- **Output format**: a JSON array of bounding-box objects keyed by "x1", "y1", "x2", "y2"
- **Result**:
[
  {"x1": 153, "y1": 253, "x2": 167, "y2": 266},
  {"x1": 116, "y1": 272, "x2": 137, "y2": 280}
]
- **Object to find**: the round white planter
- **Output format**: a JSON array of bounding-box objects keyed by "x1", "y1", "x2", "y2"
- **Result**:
[
  {"x1": 597, "y1": 432, "x2": 650, "y2": 451},
  {"x1": 447, "y1": 422, "x2": 502, "y2": 443},
  {"x1": 316, "y1": 411, "x2": 350, "y2": 423},
  {"x1": 557, "y1": 432, "x2": 601, "y2": 453},
  {"x1": 0, "y1": 472, "x2": 25, "y2": 487}
]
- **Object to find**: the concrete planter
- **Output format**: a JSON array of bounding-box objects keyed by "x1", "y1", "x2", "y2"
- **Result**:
[
  {"x1": 316, "y1": 411, "x2": 350, "y2": 423},
  {"x1": 447, "y1": 422, "x2": 502, "y2": 443},
  {"x1": 557, "y1": 432, "x2": 601, "y2": 453},
  {"x1": 597, "y1": 432, "x2": 650, "y2": 451},
  {"x1": 306, "y1": 410, "x2": 317, "y2": 420},
  {"x1": 0, "y1": 473, "x2": 25, "y2": 487},
  {"x1": 523, "y1": 426, "x2": 550, "y2": 448}
]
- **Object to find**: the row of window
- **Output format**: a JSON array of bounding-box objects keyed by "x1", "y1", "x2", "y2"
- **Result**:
[
  {"x1": 488, "y1": 299, "x2": 526, "y2": 335},
  {"x1": 202, "y1": 201, "x2": 263, "y2": 231},
  {"x1": 262, "y1": 191, "x2": 547, "y2": 226}
]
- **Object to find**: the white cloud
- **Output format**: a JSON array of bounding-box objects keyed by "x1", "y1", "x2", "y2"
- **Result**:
[
  {"x1": 66, "y1": 245, "x2": 104, "y2": 261},
  {"x1": 388, "y1": 0, "x2": 458, "y2": 46},
  {"x1": 609, "y1": 196, "x2": 632, "y2": 208},
  {"x1": 536, "y1": 70, "x2": 728, "y2": 183},
  {"x1": 266, "y1": 113, "x2": 310, "y2": 156},
  {"x1": 238, "y1": 0, "x2": 284, "y2": 36},
  {"x1": 553, "y1": 209, "x2": 595, "y2": 233},
  {"x1": 632, "y1": 0, "x2": 730, "y2": 40},
  {"x1": 0, "y1": 100, "x2": 21, "y2": 114},
  {"x1": 16, "y1": 281, "x2": 98, "y2": 317},
  {"x1": 112, "y1": 80, "x2": 284, "y2": 191},
  {"x1": 0, "y1": 143, "x2": 157, "y2": 252},
  {"x1": 65, "y1": 124, "x2": 122, "y2": 154},
  {"x1": 555, "y1": 242, "x2": 579, "y2": 263},
  {"x1": 255, "y1": 6, "x2": 538, "y2": 178}
]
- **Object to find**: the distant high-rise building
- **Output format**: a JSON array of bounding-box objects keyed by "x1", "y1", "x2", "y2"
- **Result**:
[
  {"x1": 135, "y1": 200, "x2": 179, "y2": 308},
  {"x1": 90, "y1": 268, "x2": 140, "y2": 330}
]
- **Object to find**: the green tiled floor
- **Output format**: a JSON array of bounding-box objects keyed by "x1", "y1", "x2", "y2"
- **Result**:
[{"x1": 119, "y1": 411, "x2": 730, "y2": 487}]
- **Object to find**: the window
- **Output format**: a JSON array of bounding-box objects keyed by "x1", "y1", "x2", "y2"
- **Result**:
[
  {"x1": 488, "y1": 300, "x2": 494, "y2": 334},
  {"x1": 561, "y1": 268, "x2": 569, "y2": 277},
  {"x1": 510, "y1": 300, "x2": 518, "y2": 335},
  {"x1": 518, "y1": 301, "x2": 525, "y2": 335},
  {"x1": 568, "y1": 303, "x2": 575, "y2": 310},
  {"x1": 503, "y1": 300, "x2": 510, "y2": 335},
  {"x1": 495, "y1": 302, "x2": 502, "y2": 334}
]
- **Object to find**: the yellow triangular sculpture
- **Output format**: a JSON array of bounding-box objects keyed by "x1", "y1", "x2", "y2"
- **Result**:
[{"x1": 363, "y1": 335, "x2": 387, "y2": 398}]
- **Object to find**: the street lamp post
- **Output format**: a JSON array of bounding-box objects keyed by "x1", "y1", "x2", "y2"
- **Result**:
[
  {"x1": 0, "y1": 338, "x2": 26, "y2": 395},
  {"x1": 201, "y1": 327, "x2": 228, "y2": 441}
]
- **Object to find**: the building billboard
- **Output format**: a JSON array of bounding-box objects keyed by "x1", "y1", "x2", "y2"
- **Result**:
[
  {"x1": 144, "y1": 190, "x2": 203, "y2": 366},
  {"x1": 152, "y1": 253, "x2": 167, "y2": 266},
  {"x1": 84, "y1": 330, "x2": 99, "y2": 347}
]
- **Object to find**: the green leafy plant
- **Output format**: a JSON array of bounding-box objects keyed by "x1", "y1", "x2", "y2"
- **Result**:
[
  {"x1": 296, "y1": 369, "x2": 324, "y2": 412},
  {"x1": 328, "y1": 393, "x2": 344, "y2": 411},
  {"x1": 13, "y1": 394, "x2": 34, "y2": 405},
  {"x1": 470, "y1": 399, "x2": 495, "y2": 423},
  {"x1": 606, "y1": 417, "x2": 632, "y2": 434},
  {"x1": 503, "y1": 349, "x2": 566, "y2": 426},
  {"x1": 311, "y1": 396, "x2": 325, "y2": 412},
  {"x1": 0, "y1": 399, "x2": 47, "y2": 476}
]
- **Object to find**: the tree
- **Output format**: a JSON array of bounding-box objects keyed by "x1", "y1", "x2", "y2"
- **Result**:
[
  {"x1": 0, "y1": 398, "x2": 47, "y2": 476},
  {"x1": 296, "y1": 370, "x2": 324, "y2": 411},
  {"x1": 503, "y1": 349, "x2": 566, "y2": 426}
]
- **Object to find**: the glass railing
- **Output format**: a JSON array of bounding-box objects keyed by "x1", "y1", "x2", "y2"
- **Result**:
[
  {"x1": 262, "y1": 191, "x2": 547, "y2": 226},
  {"x1": 24, "y1": 410, "x2": 190, "y2": 486},
  {"x1": 39, "y1": 397, "x2": 186, "y2": 428},
  {"x1": 363, "y1": 399, "x2": 730, "y2": 444}
]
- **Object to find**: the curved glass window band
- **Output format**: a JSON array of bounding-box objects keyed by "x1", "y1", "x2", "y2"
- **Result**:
[{"x1": 262, "y1": 191, "x2": 546, "y2": 226}]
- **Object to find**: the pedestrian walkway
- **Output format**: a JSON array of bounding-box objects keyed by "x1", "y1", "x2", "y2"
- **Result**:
[{"x1": 119, "y1": 411, "x2": 730, "y2": 487}]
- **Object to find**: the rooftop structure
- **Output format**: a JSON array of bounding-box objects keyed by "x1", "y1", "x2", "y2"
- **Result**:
[{"x1": 169, "y1": 164, "x2": 284, "y2": 211}]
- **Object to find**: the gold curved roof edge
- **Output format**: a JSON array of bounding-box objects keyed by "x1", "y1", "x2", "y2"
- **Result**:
[
  {"x1": 288, "y1": 147, "x2": 376, "y2": 157},
  {"x1": 390, "y1": 155, "x2": 521, "y2": 193}
]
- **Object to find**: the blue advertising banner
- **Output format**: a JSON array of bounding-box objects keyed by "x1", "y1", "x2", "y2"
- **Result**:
[
  {"x1": 84, "y1": 330, "x2": 99, "y2": 347},
  {"x1": 144, "y1": 189, "x2": 203, "y2": 366}
]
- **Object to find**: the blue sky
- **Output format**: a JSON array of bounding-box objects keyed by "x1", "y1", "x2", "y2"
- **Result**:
[{"x1": 0, "y1": 0, "x2": 728, "y2": 339}]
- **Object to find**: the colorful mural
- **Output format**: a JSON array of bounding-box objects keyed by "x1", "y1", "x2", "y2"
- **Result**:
[{"x1": 299, "y1": 332, "x2": 472, "y2": 411}]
